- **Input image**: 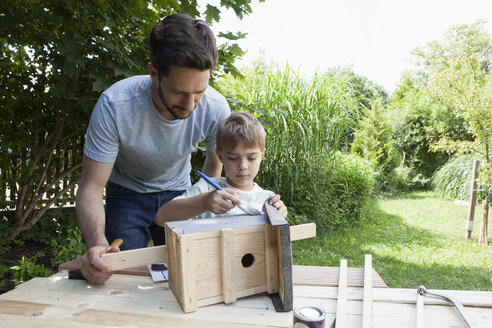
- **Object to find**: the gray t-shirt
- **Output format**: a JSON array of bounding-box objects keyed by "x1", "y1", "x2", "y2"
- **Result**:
[{"x1": 84, "y1": 75, "x2": 230, "y2": 193}]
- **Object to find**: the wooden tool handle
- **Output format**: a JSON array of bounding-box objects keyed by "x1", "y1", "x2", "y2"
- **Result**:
[{"x1": 110, "y1": 239, "x2": 123, "y2": 248}]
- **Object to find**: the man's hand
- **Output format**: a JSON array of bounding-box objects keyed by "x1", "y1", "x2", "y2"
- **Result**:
[
  {"x1": 204, "y1": 188, "x2": 241, "y2": 214},
  {"x1": 80, "y1": 245, "x2": 120, "y2": 285},
  {"x1": 268, "y1": 194, "x2": 288, "y2": 218}
]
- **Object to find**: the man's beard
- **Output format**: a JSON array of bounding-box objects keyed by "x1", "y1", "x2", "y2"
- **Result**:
[{"x1": 157, "y1": 82, "x2": 193, "y2": 120}]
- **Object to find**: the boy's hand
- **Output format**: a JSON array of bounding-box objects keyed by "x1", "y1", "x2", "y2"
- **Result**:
[
  {"x1": 205, "y1": 189, "x2": 241, "y2": 214},
  {"x1": 268, "y1": 194, "x2": 288, "y2": 218}
]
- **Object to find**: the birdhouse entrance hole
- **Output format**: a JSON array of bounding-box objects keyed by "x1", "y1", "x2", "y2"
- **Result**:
[{"x1": 241, "y1": 253, "x2": 254, "y2": 268}]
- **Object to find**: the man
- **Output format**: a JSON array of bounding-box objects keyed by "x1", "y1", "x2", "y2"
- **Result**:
[{"x1": 76, "y1": 13, "x2": 230, "y2": 284}]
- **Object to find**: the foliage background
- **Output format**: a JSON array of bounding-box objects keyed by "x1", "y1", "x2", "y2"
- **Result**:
[
  {"x1": 0, "y1": 2, "x2": 491, "y2": 293},
  {"x1": 0, "y1": 0, "x2": 257, "y2": 242}
]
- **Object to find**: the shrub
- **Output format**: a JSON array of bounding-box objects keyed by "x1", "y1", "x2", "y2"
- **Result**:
[
  {"x1": 288, "y1": 152, "x2": 375, "y2": 231},
  {"x1": 432, "y1": 154, "x2": 486, "y2": 201},
  {"x1": 388, "y1": 166, "x2": 430, "y2": 192},
  {"x1": 10, "y1": 255, "x2": 53, "y2": 285}
]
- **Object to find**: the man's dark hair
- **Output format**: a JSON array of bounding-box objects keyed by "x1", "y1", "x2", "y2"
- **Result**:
[{"x1": 149, "y1": 13, "x2": 218, "y2": 77}]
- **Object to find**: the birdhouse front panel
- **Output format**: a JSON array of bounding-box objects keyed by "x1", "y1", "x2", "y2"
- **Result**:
[{"x1": 165, "y1": 215, "x2": 281, "y2": 313}]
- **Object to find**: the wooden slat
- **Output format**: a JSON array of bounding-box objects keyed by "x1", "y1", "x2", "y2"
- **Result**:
[
  {"x1": 177, "y1": 234, "x2": 196, "y2": 313},
  {"x1": 293, "y1": 266, "x2": 387, "y2": 288},
  {"x1": 335, "y1": 259, "x2": 348, "y2": 328},
  {"x1": 57, "y1": 257, "x2": 149, "y2": 276},
  {"x1": 362, "y1": 254, "x2": 373, "y2": 328},
  {"x1": 290, "y1": 223, "x2": 316, "y2": 241},
  {"x1": 233, "y1": 230, "x2": 267, "y2": 293},
  {"x1": 264, "y1": 225, "x2": 279, "y2": 293},
  {"x1": 416, "y1": 291, "x2": 424, "y2": 328},
  {"x1": 166, "y1": 226, "x2": 181, "y2": 302},
  {"x1": 221, "y1": 229, "x2": 236, "y2": 304},
  {"x1": 101, "y1": 245, "x2": 168, "y2": 271}
]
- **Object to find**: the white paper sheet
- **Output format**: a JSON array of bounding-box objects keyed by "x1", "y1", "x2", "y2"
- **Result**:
[{"x1": 147, "y1": 263, "x2": 168, "y2": 282}]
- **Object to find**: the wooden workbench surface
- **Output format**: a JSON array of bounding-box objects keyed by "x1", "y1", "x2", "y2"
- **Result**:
[{"x1": 1, "y1": 270, "x2": 491, "y2": 327}]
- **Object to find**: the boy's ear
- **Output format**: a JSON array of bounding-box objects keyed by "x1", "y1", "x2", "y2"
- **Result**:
[
  {"x1": 261, "y1": 148, "x2": 266, "y2": 158},
  {"x1": 216, "y1": 149, "x2": 223, "y2": 163}
]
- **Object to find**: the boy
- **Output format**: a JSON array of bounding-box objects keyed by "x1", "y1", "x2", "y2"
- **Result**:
[{"x1": 156, "y1": 111, "x2": 287, "y2": 224}]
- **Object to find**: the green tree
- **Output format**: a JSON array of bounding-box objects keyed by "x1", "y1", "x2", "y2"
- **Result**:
[
  {"x1": 351, "y1": 98, "x2": 401, "y2": 192},
  {"x1": 414, "y1": 20, "x2": 491, "y2": 244},
  {"x1": 324, "y1": 67, "x2": 388, "y2": 110},
  {"x1": 323, "y1": 67, "x2": 388, "y2": 147},
  {"x1": 389, "y1": 72, "x2": 472, "y2": 180},
  {"x1": 390, "y1": 21, "x2": 489, "y2": 184},
  {"x1": 0, "y1": 0, "x2": 260, "y2": 242}
]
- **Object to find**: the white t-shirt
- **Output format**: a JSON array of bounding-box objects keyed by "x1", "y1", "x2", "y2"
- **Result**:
[
  {"x1": 84, "y1": 75, "x2": 230, "y2": 193},
  {"x1": 175, "y1": 177, "x2": 275, "y2": 219}
]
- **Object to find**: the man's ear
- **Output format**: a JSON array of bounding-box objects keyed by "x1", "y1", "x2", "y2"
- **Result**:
[
  {"x1": 216, "y1": 149, "x2": 223, "y2": 163},
  {"x1": 148, "y1": 63, "x2": 158, "y2": 81}
]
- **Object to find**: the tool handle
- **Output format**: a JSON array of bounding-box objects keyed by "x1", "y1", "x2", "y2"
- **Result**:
[{"x1": 68, "y1": 239, "x2": 124, "y2": 280}]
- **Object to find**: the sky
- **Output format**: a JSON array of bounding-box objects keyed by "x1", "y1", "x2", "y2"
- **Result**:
[{"x1": 202, "y1": 0, "x2": 492, "y2": 93}]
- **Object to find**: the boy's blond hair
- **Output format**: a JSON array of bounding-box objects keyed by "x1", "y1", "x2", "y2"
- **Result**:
[{"x1": 216, "y1": 111, "x2": 266, "y2": 151}]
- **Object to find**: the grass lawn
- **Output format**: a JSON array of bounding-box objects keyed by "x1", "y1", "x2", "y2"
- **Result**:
[{"x1": 292, "y1": 191, "x2": 492, "y2": 291}]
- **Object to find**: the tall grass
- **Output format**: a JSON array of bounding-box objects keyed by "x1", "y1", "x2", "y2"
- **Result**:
[
  {"x1": 432, "y1": 154, "x2": 487, "y2": 201},
  {"x1": 218, "y1": 64, "x2": 370, "y2": 229}
]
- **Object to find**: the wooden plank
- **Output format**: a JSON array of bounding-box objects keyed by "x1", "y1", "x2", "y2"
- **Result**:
[
  {"x1": 478, "y1": 196, "x2": 489, "y2": 245},
  {"x1": 416, "y1": 290, "x2": 424, "y2": 328},
  {"x1": 362, "y1": 254, "x2": 373, "y2": 328},
  {"x1": 101, "y1": 245, "x2": 167, "y2": 271},
  {"x1": 1, "y1": 273, "x2": 283, "y2": 325},
  {"x1": 58, "y1": 257, "x2": 149, "y2": 276},
  {"x1": 221, "y1": 229, "x2": 236, "y2": 304},
  {"x1": 0, "y1": 300, "x2": 281, "y2": 328},
  {"x1": 290, "y1": 223, "x2": 316, "y2": 241},
  {"x1": 194, "y1": 236, "x2": 222, "y2": 300},
  {"x1": 177, "y1": 234, "x2": 196, "y2": 313},
  {"x1": 293, "y1": 266, "x2": 387, "y2": 288},
  {"x1": 166, "y1": 227, "x2": 181, "y2": 304},
  {"x1": 264, "y1": 225, "x2": 279, "y2": 293},
  {"x1": 234, "y1": 230, "x2": 267, "y2": 293},
  {"x1": 197, "y1": 285, "x2": 269, "y2": 308},
  {"x1": 335, "y1": 259, "x2": 348, "y2": 328},
  {"x1": 276, "y1": 224, "x2": 293, "y2": 311}
]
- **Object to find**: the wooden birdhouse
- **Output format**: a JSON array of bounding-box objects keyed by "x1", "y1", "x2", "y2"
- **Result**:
[{"x1": 101, "y1": 204, "x2": 316, "y2": 313}]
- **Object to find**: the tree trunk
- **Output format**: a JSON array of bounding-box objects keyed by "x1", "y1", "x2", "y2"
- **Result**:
[
  {"x1": 466, "y1": 160, "x2": 479, "y2": 238},
  {"x1": 478, "y1": 195, "x2": 489, "y2": 245}
]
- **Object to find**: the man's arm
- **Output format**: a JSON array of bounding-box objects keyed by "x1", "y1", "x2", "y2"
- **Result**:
[
  {"x1": 202, "y1": 151, "x2": 222, "y2": 177},
  {"x1": 76, "y1": 155, "x2": 113, "y2": 247},
  {"x1": 76, "y1": 155, "x2": 117, "y2": 284}
]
